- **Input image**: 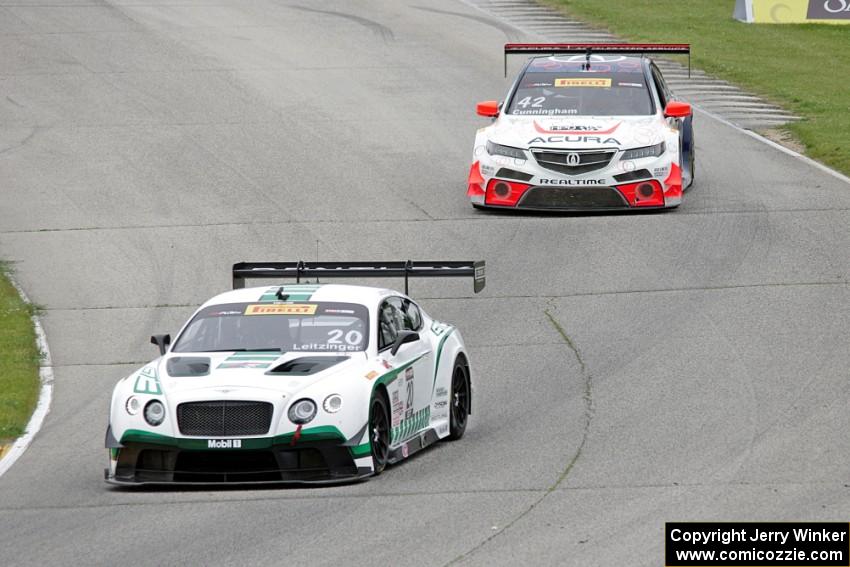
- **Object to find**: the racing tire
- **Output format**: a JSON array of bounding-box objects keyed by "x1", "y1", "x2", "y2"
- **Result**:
[
  {"x1": 369, "y1": 393, "x2": 390, "y2": 475},
  {"x1": 687, "y1": 143, "x2": 696, "y2": 190},
  {"x1": 448, "y1": 358, "x2": 471, "y2": 441},
  {"x1": 681, "y1": 118, "x2": 696, "y2": 190}
]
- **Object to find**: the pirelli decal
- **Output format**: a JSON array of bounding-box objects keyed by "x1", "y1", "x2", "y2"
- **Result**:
[
  {"x1": 244, "y1": 304, "x2": 317, "y2": 315},
  {"x1": 555, "y1": 78, "x2": 612, "y2": 88}
]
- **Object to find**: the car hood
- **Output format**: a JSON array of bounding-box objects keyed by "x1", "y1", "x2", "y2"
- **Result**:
[
  {"x1": 148, "y1": 351, "x2": 370, "y2": 399},
  {"x1": 489, "y1": 114, "x2": 664, "y2": 151}
]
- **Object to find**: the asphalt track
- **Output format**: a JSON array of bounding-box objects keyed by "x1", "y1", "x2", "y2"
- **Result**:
[{"x1": 1, "y1": 1, "x2": 850, "y2": 565}]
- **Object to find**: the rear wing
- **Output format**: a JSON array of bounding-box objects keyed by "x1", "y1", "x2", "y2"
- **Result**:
[
  {"x1": 504, "y1": 43, "x2": 691, "y2": 77},
  {"x1": 232, "y1": 260, "x2": 486, "y2": 295}
]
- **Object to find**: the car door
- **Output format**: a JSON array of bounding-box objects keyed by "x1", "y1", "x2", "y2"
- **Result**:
[{"x1": 378, "y1": 297, "x2": 433, "y2": 442}]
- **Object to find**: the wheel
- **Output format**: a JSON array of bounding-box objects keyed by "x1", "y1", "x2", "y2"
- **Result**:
[
  {"x1": 687, "y1": 141, "x2": 696, "y2": 189},
  {"x1": 681, "y1": 117, "x2": 696, "y2": 190},
  {"x1": 448, "y1": 358, "x2": 471, "y2": 440},
  {"x1": 369, "y1": 393, "x2": 390, "y2": 474}
]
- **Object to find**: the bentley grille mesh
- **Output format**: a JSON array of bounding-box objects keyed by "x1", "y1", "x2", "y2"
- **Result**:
[{"x1": 177, "y1": 401, "x2": 273, "y2": 436}]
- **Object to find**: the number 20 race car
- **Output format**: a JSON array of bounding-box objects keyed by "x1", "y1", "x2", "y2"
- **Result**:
[
  {"x1": 105, "y1": 261, "x2": 485, "y2": 485},
  {"x1": 468, "y1": 43, "x2": 696, "y2": 211}
]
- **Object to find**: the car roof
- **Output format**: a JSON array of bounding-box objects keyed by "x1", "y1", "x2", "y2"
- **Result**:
[{"x1": 200, "y1": 283, "x2": 396, "y2": 309}]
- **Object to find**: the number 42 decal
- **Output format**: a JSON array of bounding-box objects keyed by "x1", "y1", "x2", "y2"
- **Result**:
[{"x1": 516, "y1": 96, "x2": 545, "y2": 108}]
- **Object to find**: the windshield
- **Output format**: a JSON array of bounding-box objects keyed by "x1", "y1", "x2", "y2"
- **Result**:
[
  {"x1": 173, "y1": 302, "x2": 369, "y2": 353},
  {"x1": 507, "y1": 56, "x2": 654, "y2": 116}
]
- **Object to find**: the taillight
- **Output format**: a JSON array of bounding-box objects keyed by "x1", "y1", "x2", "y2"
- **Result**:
[{"x1": 485, "y1": 179, "x2": 532, "y2": 206}]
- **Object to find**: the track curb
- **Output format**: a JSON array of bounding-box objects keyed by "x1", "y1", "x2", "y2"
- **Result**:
[{"x1": 0, "y1": 276, "x2": 54, "y2": 478}]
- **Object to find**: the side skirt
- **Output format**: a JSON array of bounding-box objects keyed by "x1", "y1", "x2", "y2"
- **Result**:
[{"x1": 387, "y1": 428, "x2": 440, "y2": 465}]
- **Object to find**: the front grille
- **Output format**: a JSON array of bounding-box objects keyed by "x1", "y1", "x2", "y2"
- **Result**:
[
  {"x1": 531, "y1": 148, "x2": 617, "y2": 175},
  {"x1": 177, "y1": 400, "x2": 273, "y2": 436},
  {"x1": 519, "y1": 186, "x2": 628, "y2": 209}
]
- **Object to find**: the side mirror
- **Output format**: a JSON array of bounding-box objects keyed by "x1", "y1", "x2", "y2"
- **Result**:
[
  {"x1": 151, "y1": 334, "x2": 171, "y2": 356},
  {"x1": 391, "y1": 331, "x2": 420, "y2": 356},
  {"x1": 664, "y1": 101, "x2": 692, "y2": 118},
  {"x1": 476, "y1": 100, "x2": 500, "y2": 118}
]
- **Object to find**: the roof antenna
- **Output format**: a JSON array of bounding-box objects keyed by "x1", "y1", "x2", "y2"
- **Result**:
[
  {"x1": 584, "y1": 47, "x2": 592, "y2": 71},
  {"x1": 275, "y1": 287, "x2": 289, "y2": 301}
]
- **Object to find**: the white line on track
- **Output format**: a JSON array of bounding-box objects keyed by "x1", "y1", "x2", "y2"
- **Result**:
[
  {"x1": 694, "y1": 105, "x2": 850, "y2": 187},
  {"x1": 0, "y1": 277, "x2": 54, "y2": 478}
]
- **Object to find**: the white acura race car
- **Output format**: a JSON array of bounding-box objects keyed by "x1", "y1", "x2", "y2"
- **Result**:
[
  {"x1": 105, "y1": 261, "x2": 485, "y2": 485},
  {"x1": 468, "y1": 43, "x2": 695, "y2": 211}
]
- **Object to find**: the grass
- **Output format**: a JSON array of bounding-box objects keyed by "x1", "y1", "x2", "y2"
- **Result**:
[
  {"x1": 0, "y1": 262, "x2": 41, "y2": 444},
  {"x1": 538, "y1": 0, "x2": 850, "y2": 175}
]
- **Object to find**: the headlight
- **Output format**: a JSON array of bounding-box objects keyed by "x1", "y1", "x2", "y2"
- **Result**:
[
  {"x1": 288, "y1": 399, "x2": 317, "y2": 424},
  {"x1": 144, "y1": 400, "x2": 166, "y2": 426},
  {"x1": 621, "y1": 142, "x2": 666, "y2": 161},
  {"x1": 125, "y1": 396, "x2": 140, "y2": 415},
  {"x1": 323, "y1": 394, "x2": 343, "y2": 414},
  {"x1": 486, "y1": 140, "x2": 527, "y2": 160}
]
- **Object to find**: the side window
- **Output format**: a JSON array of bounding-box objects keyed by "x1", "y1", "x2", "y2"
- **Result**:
[
  {"x1": 388, "y1": 297, "x2": 422, "y2": 332},
  {"x1": 403, "y1": 300, "x2": 423, "y2": 331},
  {"x1": 650, "y1": 66, "x2": 668, "y2": 109},
  {"x1": 378, "y1": 301, "x2": 399, "y2": 350}
]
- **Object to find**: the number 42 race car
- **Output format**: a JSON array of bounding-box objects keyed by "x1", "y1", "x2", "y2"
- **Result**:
[
  {"x1": 468, "y1": 43, "x2": 696, "y2": 211},
  {"x1": 105, "y1": 260, "x2": 485, "y2": 485}
]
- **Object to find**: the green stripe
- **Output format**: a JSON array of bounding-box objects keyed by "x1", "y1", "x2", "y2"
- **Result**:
[
  {"x1": 431, "y1": 327, "x2": 456, "y2": 395},
  {"x1": 218, "y1": 362, "x2": 272, "y2": 369},
  {"x1": 392, "y1": 406, "x2": 432, "y2": 445},
  {"x1": 258, "y1": 285, "x2": 321, "y2": 302},
  {"x1": 120, "y1": 425, "x2": 346, "y2": 450},
  {"x1": 351, "y1": 442, "x2": 371, "y2": 458}
]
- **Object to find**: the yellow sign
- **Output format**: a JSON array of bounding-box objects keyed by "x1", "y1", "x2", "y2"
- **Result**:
[
  {"x1": 736, "y1": 0, "x2": 850, "y2": 23},
  {"x1": 245, "y1": 304, "x2": 317, "y2": 315},
  {"x1": 554, "y1": 78, "x2": 612, "y2": 88}
]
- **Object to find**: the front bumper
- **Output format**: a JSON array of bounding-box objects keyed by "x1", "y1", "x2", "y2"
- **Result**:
[
  {"x1": 467, "y1": 153, "x2": 682, "y2": 210},
  {"x1": 105, "y1": 427, "x2": 373, "y2": 486}
]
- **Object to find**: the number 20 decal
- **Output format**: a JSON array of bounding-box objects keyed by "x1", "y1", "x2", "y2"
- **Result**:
[{"x1": 327, "y1": 329, "x2": 363, "y2": 345}]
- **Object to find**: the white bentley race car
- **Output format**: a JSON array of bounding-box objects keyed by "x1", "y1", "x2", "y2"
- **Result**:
[
  {"x1": 468, "y1": 43, "x2": 695, "y2": 211},
  {"x1": 105, "y1": 261, "x2": 485, "y2": 485}
]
